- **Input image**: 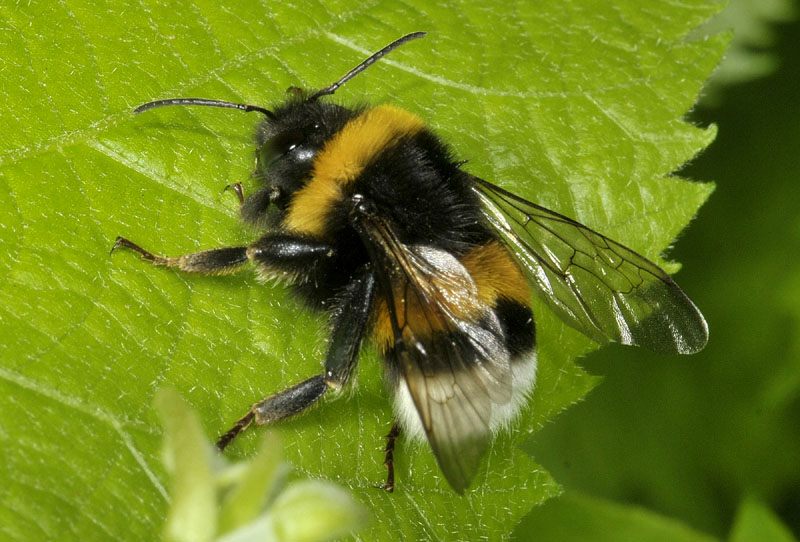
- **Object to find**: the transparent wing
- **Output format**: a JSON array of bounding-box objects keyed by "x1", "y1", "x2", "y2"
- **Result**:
[
  {"x1": 359, "y1": 214, "x2": 512, "y2": 492},
  {"x1": 472, "y1": 176, "x2": 708, "y2": 354},
  {"x1": 396, "y1": 311, "x2": 510, "y2": 493}
]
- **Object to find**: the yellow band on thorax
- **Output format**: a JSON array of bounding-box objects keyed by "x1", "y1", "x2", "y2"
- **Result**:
[{"x1": 284, "y1": 105, "x2": 425, "y2": 236}]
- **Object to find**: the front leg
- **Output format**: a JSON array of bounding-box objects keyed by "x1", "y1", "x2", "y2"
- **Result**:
[
  {"x1": 111, "y1": 237, "x2": 249, "y2": 274},
  {"x1": 224, "y1": 182, "x2": 245, "y2": 205},
  {"x1": 110, "y1": 232, "x2": 334, "y2": 276},
  {"x1": 246, "y1": 233, "x2": 335, "y2": 274}
]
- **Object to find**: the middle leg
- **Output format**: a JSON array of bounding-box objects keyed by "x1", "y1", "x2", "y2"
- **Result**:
[{"x1": 216, "y1": 266, "x2": 377, "y2": 451}]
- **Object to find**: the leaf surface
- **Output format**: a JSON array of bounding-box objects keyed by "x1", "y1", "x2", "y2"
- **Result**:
[{"x1": 0, "y1": 1, "x2": 723, "y2": 540}]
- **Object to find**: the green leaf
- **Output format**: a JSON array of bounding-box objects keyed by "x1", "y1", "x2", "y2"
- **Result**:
[
  {"x1": 729, "y1": 497, "x2": 799, "y2": 542},
  {"x1": 270, "y1": 481, "x2": 368, "y2": 542},
  {"x1": 156, "y1": 389, "x2": 218, "y2": 542},
  {"x1": 155, "y1": 390, "x2": 365, "y2": 542},
  {"x1": 524, "y1": 17, "x2": 800, "y2": 538},
  {"x1": 695, "y1": 0, "x2": 796, "y2": 100},
  {"x1": 218, "y1": 432, "x2": 285, "y2": 535},
  {"x1": 513, "y1": 491, "x2": 720, "y2": 542},
  {"x1": 0, "y1": 1, "x2": 722, "y2": 541}
]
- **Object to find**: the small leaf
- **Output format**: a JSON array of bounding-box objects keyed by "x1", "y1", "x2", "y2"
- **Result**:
[
  {"x1": 729, "y1": 497, "x2": 799, "y2": 542},
  {"x1": 270, "y1": 481, "x2": 368, "y2": 542},
  {"x1": 216, "y1": 513, "x2": 278, "y2": 542},
  {"x1": 218, "y1": 433, "x2": 287, "y2": 535},
  {"x1": 696, "y1": 0, "x2": 796, "y2": 99},
  {"x1": 156, "y1": 389, "x2": 217, "y2": 542},
  {"x1": 514, "y1": 491, "x2": 720, "y2": 542}
]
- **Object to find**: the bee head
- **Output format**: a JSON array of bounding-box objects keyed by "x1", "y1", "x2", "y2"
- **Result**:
[
  {"x1": 252, "y1": 97, "x2": 355, "y2": 209},
  {"x1": 131, "y1": 32, "x2": 426, "y2": 217}
]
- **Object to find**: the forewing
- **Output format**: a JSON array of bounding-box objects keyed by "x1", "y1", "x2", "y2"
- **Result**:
[
  {"x1": 397, "y1": 315, "x2": 510, "y2": 492},
  {"x1": 472, "y1": 177, "x2": 708, "y2": 354},
  {"x1": 360, "y1": 216, "x2": 512, "y2": 492}
]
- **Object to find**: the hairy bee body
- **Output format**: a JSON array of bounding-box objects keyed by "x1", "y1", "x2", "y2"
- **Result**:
[
  {"x1": 118, "y1": 33, "x2": 707, "y2": 493},
  {"x1": 245, "y1": 103, "x2": 483, "y2": 302},
  {"x1": 244, "y1": 100, "x2": 538, "y2": 443}
]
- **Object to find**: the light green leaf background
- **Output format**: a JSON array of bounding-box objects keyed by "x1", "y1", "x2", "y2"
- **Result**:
[
  {"x1": 0, "y1": 1, "x2": 722, "y2": 540},
  {"x1": 729, "y1": 498, "x2": 799, "y2": 542}
]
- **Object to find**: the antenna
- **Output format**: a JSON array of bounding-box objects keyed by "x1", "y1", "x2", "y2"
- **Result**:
[
  {"x1": 132, "y1": 32, "x2": 427, "y2": 116},
  {"x1": 133, "y1": 98, "x2": 275, "y2": 118},
  {"x1": 308, "y1": 31, "x2": 427, "y2": 101}
]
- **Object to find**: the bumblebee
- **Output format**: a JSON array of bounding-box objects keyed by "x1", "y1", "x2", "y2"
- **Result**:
[{"x1": 113, "y1": 32, "x2": 708, "y2": 493}]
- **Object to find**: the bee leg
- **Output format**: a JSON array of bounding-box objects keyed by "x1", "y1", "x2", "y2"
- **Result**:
[
  {"x1": 246, "y1": 233, "x2": 336, "y2": 276},
  {"x1": 217, "y1": 375, "x2": 329, "y2": 450},
  {"x1": 321, "y1": 272, "x2": 376, "y2": 387},
  {"x1": 224, "y1": 182, "x2": 245, "y2": 205},
  {"x1": 111, "y1": 236, "x2": 248, "y2": 274},
  {"x1": 217, "y1": 270, "x2": 377, "y2": 451},
  {"x1": 379, "y1": 422, "x2": 401, "y2": 492}
]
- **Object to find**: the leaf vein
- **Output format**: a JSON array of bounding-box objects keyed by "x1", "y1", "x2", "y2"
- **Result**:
[{"x1": 0, "y1": 367, "x2": 169, "y2": 502}]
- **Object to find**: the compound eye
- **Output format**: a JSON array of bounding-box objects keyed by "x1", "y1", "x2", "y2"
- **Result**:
[{"x1": 257, "y1": 130, "x2": 301, "y2": 170}]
